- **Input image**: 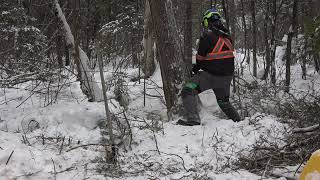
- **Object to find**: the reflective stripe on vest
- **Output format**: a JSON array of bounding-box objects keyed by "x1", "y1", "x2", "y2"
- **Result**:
[{"x1": 202, "y1": 37, "x2": 235, "y2": 61}]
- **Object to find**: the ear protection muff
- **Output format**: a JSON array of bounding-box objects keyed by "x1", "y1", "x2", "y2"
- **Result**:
[
  {"x1": 202, "y1": 12, "x2": 213, "y2": 28},
  {"x1": 203, "y1": 18, "x2": 209, "y2": 28}
]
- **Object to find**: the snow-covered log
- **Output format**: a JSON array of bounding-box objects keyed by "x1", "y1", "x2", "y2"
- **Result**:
[{"x1": 54, "y1": 0, "x2": 103, "y2": 102}]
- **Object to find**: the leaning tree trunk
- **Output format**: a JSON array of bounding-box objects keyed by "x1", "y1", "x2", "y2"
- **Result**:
[
  {"x1": 285, "y1": 0, "x2": 298, "y2": 93},
  {"x1": 54, "y1": 0, "x2": 103, "y2": 102},
  {"x1": 149, "y1": 0, "x2": 185, "y2": 119}
]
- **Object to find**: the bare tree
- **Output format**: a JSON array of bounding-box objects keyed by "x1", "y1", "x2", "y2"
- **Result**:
[
  {"x1": 240, "y1": 0, "x2": 249, "y2": 69},
  {"x1": 251, "y1": 0, "x2": 257, "y2": 77},
  {"x1": 262, "y1": 1, "x2": 271, "y2": 80},
  {"x1": 285, "y1": 0, "x2": 298, "y2": 93}
]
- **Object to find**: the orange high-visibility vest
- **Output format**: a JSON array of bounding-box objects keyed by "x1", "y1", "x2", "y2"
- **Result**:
[{"x1": 197, "y1": 37, "x2": 235, "y2": 61}]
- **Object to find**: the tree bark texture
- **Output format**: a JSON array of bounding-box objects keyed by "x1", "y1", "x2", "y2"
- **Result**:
[
  {"x1": 149, "y1": 0, "x2": 185, "y2": 119},
  {"x1": 183, "y1": 0, "x2": 192, "y2": 77},
  {"x1": 143, "y1": 0, "x2": 156, "y2": 78}
]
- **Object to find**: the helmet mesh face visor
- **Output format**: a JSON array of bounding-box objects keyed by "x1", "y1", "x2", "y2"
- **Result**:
[{"x1": 211, "y1": 14, "x2": 221, "y2": 20}]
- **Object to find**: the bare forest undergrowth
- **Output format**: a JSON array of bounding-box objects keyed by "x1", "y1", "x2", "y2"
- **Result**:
[
  {"x1": 233, "y1": 76, "x2": 320, "y2": 178},
  {"x1": 1, "y1": 65, "x2": 320, "y2": 179}
]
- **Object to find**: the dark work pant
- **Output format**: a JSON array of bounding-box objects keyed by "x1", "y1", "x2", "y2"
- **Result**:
[{"x1": 181, "y1": 71, "x2": 240, "y2": 122}]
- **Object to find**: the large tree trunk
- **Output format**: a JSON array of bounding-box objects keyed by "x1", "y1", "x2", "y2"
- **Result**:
[
  {"x1": 143, "y1": 0, "x2": 156, "y2": 78},
  {"x1": 54, "y1": 0, "x2": 103, "y2": 102},
  {"x1": 184, "y1": 0, "x2": 192, "y2": 76},
  {"x1": 149, "y1": 0, "x2": 185, "y2": 119},
  {"x1": 285, "y1": 0, "x2": 298, "y2": 93}
]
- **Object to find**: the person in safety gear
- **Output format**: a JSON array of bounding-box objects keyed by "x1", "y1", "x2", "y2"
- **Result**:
[{"x1": 177, "y1": 8, "x2": 241, "y2": 126}]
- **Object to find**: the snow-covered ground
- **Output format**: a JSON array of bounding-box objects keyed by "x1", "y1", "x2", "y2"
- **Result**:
[{"x1": 1, "y1": 42, "x2": 317, "y2": 179}]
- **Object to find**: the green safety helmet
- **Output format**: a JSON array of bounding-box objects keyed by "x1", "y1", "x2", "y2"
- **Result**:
[{"x1": 202, "y1": 8, "x2": 222, "y2": 28}]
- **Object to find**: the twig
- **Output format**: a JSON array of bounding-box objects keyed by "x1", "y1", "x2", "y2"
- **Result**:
[
  {"x1": 66, "y1": 143, "x2": 111, "y2": 152},
  {"x1": 152, "y1": 131, "x2": 160, "y2": 155},
  {"x1": 122, "y1": 111, "x2": 132, "y2": 150},
  {"x1": 6, "y1": 150, "x2": 14, "y2": 165},
  {"x1": 161, "y1": 151, "x2": 195, "y2": 172},
  {"x1": 42, "y1": 134, "x2": 45, "y2": 145},
  {"x1": 68, "y1": 136, "x2": 72, "y2": 146},
  {"x1": 261, "y1": 157, "x2": 272, "y2": 179},
  {"x1": 15, "y1": 170, "x2": 42, "y2": 179},
  {"x1": 51, "y1": 158, "x2": 57, "y2": 180},
  {"x1": 59, "y1": 136, "x2": 65, "y2": 154},
  {"x1": 16, "y1": 81, "x2": 41, "y2": 108},
  {"x1": 50, "y1": 166, "x2": 75, "y2": 174},
  {"x1": 142, "y1": 118, "x2": 160, "y2": 155},
  {"x1": 22, "y1": 134, "x2": 31, "y2": 146}
]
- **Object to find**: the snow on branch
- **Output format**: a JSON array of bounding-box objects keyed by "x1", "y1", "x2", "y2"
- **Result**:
[
  {"x1": 54, "y1": 0, "x2": 103, "y2": 102},
  {"x1": 54, "y1": 0, "x2": 74, "y2": 46},
  {"x1": 0, "y1": 71, "x2": 59, "y2": 87}
]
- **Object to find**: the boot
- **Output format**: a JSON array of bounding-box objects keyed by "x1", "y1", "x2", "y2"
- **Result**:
[
  {"x1": 176, "y1": 113, "x2": 201, "y2": 126},
  {"x1": 178, "y1": 86, "x2": 201, "y2": 126},
  {"x1": 217, "y1": 99, "x2": 241, "y2": 122},
  {"x1": 176, "y1": 119, "x2": 200, "y2": 126}
]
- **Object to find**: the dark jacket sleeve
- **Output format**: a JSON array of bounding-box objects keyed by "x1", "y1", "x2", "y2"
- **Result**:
[
  {"x1": 197, "y1": 33, "x2": 212, "y2": 58},
  {"x1": 194, "y1": 32, "x2": 215, "y2": 72}
]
